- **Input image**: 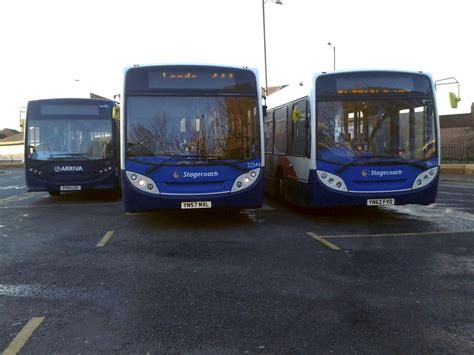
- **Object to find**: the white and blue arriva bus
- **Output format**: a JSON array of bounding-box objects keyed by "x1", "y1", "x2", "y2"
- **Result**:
[
  {"x1": 264, "y1": 70, "x2": 440, "y2": 207},
  {"x1": 25, "y1": 98, "x2": 120, "y2": 196},
  {"x1": 121, "y1": 64, "x2": 264, "y2": 212}
]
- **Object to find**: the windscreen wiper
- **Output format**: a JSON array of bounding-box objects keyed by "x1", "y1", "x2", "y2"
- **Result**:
[
  {"x1": 126, "y1": 155, "x2": 194, "y2": 175},
  {"x1": 142, "y1": 155, "x2": 251, "y2": 175},
  {"x1": 335, "y1": 156, "x2": 427, "y2": 174},
  {"x1": 126, "y1": 143, "x2": 156, "y2": 156},
  {"x1": 50, "y1": 153, "x2": 91, "y2": 161},
  {"x1": 189, "y1": 155, "x2": 251, "y2": 172}
]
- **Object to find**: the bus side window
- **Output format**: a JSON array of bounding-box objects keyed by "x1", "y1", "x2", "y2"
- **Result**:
[
  {"x1": 264, "y1": 112, "x2": 274, "y2": 153},
  {"x1": 290, "y1": 99, "x2": 308, "y2": 156},
  {"x1": 273, "y1": 107, "x2": 287, "y2": 154}
]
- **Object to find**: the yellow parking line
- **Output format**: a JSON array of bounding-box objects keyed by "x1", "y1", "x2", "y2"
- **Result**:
[
  {"x1": 97, "y1": 230, "x2": 114, "y2": 247},
  {"x1": 2, "y1": 317, "x2": 45, "y2": 355},
  {"x1": 306, "y1": 232, "x2": 340, "y2": 250}
]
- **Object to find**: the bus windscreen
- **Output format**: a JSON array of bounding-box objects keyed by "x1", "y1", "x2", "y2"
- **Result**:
[{"x1": 26, "y1": 100, "x2": 114, "y2": 161}]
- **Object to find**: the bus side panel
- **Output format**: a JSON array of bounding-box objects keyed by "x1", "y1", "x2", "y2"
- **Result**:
[
  {"x1": 264, "y1": 153, "x2": 275, "y2": 195},
  {"x1": 307, "y1": 170, "x2": 439, "y2": 207},
  {"x1": 25, "y1": 174, "x2": 49, "y2": 192},
  {"x1": 285, "y1": 177, "x2": 310, "y2": 206},
  {"x1": 121, "y1": 170, "x2": 265, "y2": 213},
  {"x1": 113, "y1": 117, "x2": 122, "y2": 189}
]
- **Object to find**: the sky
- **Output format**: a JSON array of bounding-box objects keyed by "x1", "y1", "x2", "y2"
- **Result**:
[{"x1": 1, "y1": 0, "x2": 472, "y2": 130}]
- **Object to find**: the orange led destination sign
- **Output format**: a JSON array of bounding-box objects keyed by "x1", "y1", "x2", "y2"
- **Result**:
[
  {"x1": 211, "y1": 73, "x2": 234, "y2": 80},
  {"x1": 145, "y1": 67, "x2": 254, "y2": 91},
  {"x1": 337, "y1": 88, "x2": 410, "y2": 95},
  {"x1": 162, "y1": 72, "x2": 197, "y2": 79},
  {"x1": 161, "y1": 72, "x2": 235, "y2": 80}
]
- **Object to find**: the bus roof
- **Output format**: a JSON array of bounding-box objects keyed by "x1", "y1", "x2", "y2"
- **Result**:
[
  {"x1": 312, "y1": 69, "x2": 433, "y2": 82},
  {"x1": 124, "y1": 63, "x2": 259, "y2": 77},
  {"x1": 27, "y1": 98, "x2": 114, "y2": 106},
  {"x1": 266, "y1": 69, "x2": 434, "y2": 110},
  {"x1": 266, "y1": 82, "x2": 310, "y2": 110}
]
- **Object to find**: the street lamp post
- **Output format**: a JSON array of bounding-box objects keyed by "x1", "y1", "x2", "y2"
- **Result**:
[
  {"x1": 327, "y1": 42, "x2": 336, "y2": 71},
  {"x1": 262, "y1": 0, "x2": 283, "y2": 97}
]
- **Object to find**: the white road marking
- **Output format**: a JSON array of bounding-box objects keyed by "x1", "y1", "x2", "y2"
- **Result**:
[
  {"x1": 0, "y1": 185, "x2": 26, "y2": 190},
  {"x1": 0, "y1": 202, "x2": 121, "y2": 209},
  {"x1": 321, "y1": 230, "x2": 474, "y2": 239},
  {"x1": 438, "y1": 191, "x2": 474, "y2": 197},
  {"x1": 0, "y1": 193, "x2": 38, "y2": 205}
]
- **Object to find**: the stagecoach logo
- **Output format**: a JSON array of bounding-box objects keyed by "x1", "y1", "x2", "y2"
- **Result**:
[
  {"x1": 173, "y1": 170, "x2": 220, "y2": 179},
  {"x1": 362, "y1": 169, "x2": 403, "y2": 177},
  {"x1": 54, "y1": 166, "x2": 84, "y2": 173}
]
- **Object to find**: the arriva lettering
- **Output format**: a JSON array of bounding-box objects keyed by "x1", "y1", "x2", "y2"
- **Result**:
[{"x1": 54, "y1": 166, "x2": 84, "y2": 173}]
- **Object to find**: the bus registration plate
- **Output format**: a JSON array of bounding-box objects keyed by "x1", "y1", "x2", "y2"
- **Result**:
[
  {"x1": 367, "y1": 198, "x2": 395, "y2": 206},
  {"x1": 60, "y1": 185, "x2": 82, "y2": 191},
  {"x1": 181, "y1": 201, "x2": 212, "y2": 209}
]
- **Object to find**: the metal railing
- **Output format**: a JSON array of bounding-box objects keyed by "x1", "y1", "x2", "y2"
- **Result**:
[{"x1": 441, "y1": 144, "x2": 474, "y2": 164}]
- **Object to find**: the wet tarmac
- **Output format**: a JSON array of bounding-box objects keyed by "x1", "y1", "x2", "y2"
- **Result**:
[{"x1": 0, "y1": 168, "x2": 473, "y2": 353}]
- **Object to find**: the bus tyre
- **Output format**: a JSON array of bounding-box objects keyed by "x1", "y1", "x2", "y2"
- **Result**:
[
  {"x1": 275, "y1": 172, "x2": 286, "y2": 202},
  {"x1": 114, "y1": 186, "x2": 122, "y2": 198},
  {"x1": 48, "y1": 191, "x2": 60, "y2": 197}
]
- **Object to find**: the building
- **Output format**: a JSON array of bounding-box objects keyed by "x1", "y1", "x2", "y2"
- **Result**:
[
  {"x1": 439, "y1": 103, "x2": 474, "y2": 162},
  {"x1": 0, "y1": 132, "x2": 23, "y2": 163}
]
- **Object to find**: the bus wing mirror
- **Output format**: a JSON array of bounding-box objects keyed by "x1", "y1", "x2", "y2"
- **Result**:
[
  {"x1": 292, "y1": 107, "x2": 301, "y2": 121},
  {"x1": 449, "y1": 92, "x2": 460, "y2": 109},
  {"x1": 112, "y1": 106, "x2": 121, "y2": 120},
  {"x1": 434, "y1": 77, "x2": 461, "y2": 109}
]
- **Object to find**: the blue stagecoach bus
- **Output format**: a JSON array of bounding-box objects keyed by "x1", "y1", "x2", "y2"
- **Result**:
[
  {"x1": 24, "y1": 98, "x2": 120, "y2": 196},
  {"x1": 264, "y1": 70, "x2": 441, "y2": 207},
  {"x1": 121, "y1": 64, "x2": 264, "y2": 212}
]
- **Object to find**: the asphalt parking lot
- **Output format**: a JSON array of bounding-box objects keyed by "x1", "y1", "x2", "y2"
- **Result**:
[{"x1": 1, "y1": 168, "x2": 473, "y2": 353}]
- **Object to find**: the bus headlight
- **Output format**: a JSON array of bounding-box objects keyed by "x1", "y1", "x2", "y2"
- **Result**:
[
  {"x1": 126, "y1": 171, "x2": 160, "y2": 195},
  {"x1": 412, "y1": 167, "x2": 438, "y2": 190},
  {"x1": 317, "y1": 170, "x2": 348, "y2": 192},
  {"x1": 231, "y1": 168, "x2": 260, "y2": 193}
]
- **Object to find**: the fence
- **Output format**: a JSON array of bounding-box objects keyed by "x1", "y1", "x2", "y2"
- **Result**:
[{"x1": 441, "y1": 143, "x2": 474, "y2": 164}]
